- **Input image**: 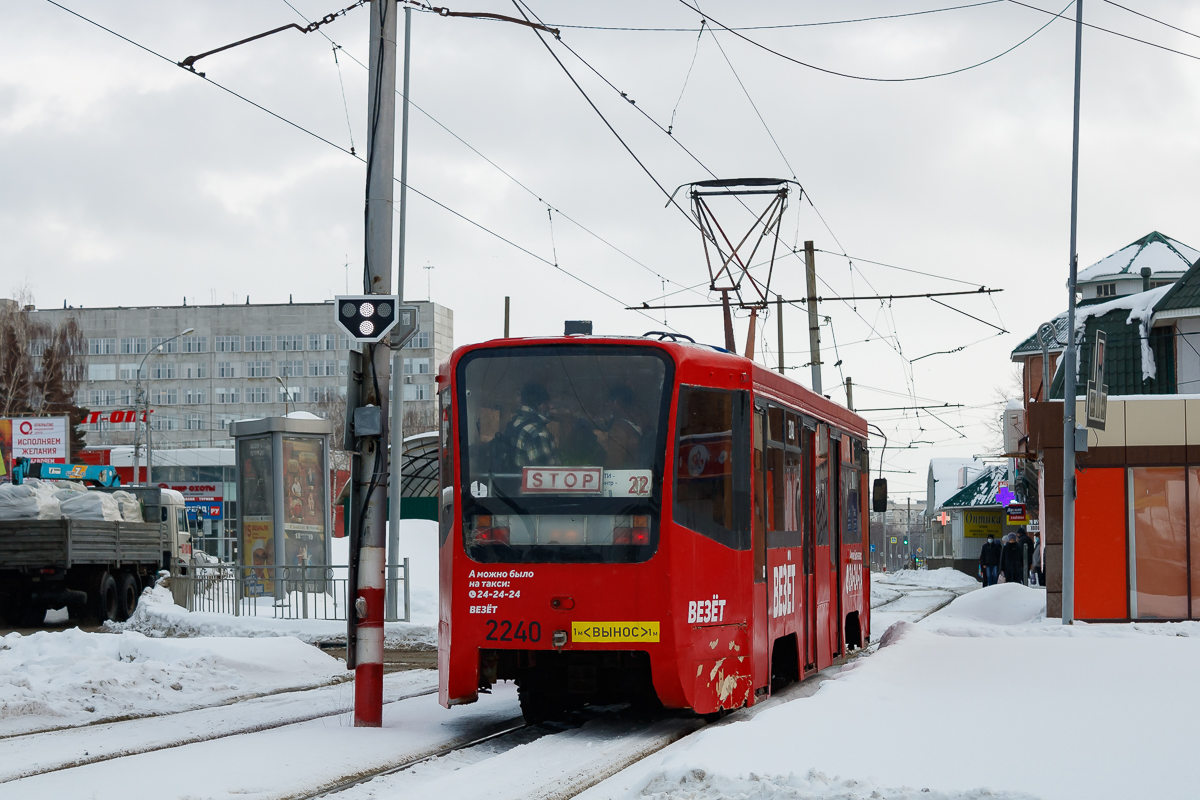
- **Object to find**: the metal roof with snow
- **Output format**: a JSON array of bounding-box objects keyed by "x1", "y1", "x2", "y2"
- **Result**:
[
  {"x1": 1076, "y1": 231, "x2": 1197, "y2": 284},
  {"x1": 1154, "y1": 255, "x2": 1200, "y2": 317},
  {"x1": 941, "y1": 466, "x2": 1005, "y2": 509},
  {"x1": 1011, "y1": 311, "x2": 1069, "y2": 359}
]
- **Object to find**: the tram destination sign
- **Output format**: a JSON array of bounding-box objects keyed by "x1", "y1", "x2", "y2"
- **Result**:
[{"x1": 521, "y1": 466, "x2": 603, "y2": 495}]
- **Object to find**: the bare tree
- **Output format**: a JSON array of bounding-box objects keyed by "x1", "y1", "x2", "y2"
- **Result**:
[
  {"x1": 981, "y1": 364, "x2": 1024, "y2": 455},
  {"x1": 0, "y1": 296, "x2": 89, "y2": 454}
]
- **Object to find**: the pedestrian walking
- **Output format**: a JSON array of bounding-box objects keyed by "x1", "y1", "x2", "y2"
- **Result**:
[
  {"x1": 979, "y1": 534, "x2": 1002, "y2": 586},
  {"x1": 1031, "y1": 532, "x2": 1044, "y2": 587},
  {"x1": 1001, "y1": 533, "x2": 1025, "y2": 585},
  {"x1": 1017, "y1": 528, "x2": 1036, "y2": 586}
]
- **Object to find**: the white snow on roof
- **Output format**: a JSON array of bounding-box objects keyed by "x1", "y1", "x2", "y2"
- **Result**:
[
  {"x1": 1072, "y1": 284, "x2": 1172, "y2": 382},
  {"x1": 927, "y1": 457, "x2": 985, "y2": 509},
  {"x1": 1077, "y1": 235, "x2": 1197, "y2": 283},
  {"x1": 284, "y1": 411, "x2": 323, "y2": 420}
]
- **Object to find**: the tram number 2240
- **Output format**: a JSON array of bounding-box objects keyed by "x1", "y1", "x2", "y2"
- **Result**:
[{"x1": 484, "y1": 619, "x2": 542, "y2": 643}]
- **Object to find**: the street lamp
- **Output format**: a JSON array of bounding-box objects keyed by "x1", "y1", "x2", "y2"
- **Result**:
[
  {"x1": 132, "y1": 327, "x2": 194, "y2": 486},
  {"x1": 274, "y1": 375, "x2": 291, "y2": 417}
]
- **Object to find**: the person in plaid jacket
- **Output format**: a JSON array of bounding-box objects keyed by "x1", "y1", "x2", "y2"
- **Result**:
[{"x1": 503, "y1": 382, "x2": 559, "y2": 467}]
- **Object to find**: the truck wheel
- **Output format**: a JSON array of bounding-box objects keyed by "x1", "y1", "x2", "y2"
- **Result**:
[
  {"x1": 95, "y1": 573, "x2": 118, "y2": 623},
  {"x1": 116, "y1": 572, "x2": 140, "y2": 621}
]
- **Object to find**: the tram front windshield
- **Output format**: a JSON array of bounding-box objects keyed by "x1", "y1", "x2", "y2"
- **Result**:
[{"x1": 458, "y1": 345, "x2": 672, "y2": 563}]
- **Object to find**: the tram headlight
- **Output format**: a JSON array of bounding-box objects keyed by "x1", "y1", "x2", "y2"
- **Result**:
[{"x1": 471, "y1": 514, "x2": 510, "y2": 545}]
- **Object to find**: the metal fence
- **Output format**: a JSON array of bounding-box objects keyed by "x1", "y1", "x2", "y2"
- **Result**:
[{"x1": 169, "y1": 560, "x2": 410, "y2": 621}]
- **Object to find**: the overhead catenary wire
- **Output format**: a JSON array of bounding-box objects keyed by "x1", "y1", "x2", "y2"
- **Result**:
[
  {"x1": 674, "y1": 0, "x2": 1074, "y2": 82},
  {"x1": 1008, "y1": 0, "x2": 1200, "y2": 62},
  {"x1": 279, "y1": 0, "x2": 709, "y2": 302},
  {"x1": 41, "y1": 0, "x2": 672, "y2": 332},
  {"x1": 1101, "y1": 0, "x2": 1200, "y2": 41},
  {"x1": 547, "y1": 1, "x2": 1007, "y2": 32}
]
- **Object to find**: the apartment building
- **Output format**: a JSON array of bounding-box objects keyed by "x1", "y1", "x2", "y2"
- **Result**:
[{"x1": 26, "y1": 300, "x2": 452, "y2": 449}]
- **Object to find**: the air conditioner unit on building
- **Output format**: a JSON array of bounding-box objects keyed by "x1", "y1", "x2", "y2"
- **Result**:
[{"x1": 1002, "y1": 402, "x2": 1026, "y2": 455}]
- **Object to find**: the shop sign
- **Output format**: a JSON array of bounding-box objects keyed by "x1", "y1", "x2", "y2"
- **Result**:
[{"x1": 963, "y1": 509, "x2": 1003, "y2": 539}]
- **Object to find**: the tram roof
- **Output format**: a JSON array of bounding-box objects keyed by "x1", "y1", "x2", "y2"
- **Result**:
[{"x1": 440, "y1": 335, "x2": 868, "y2": 441}]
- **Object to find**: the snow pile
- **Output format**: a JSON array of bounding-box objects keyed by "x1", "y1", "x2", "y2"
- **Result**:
[
  {"x1": 873, "y1": 568, "x2": 979, "y2": 591},
  {"x1": 0, "y1": 628, "x2": 343, "y2": 735},
  {"x1": 111, "y1": 585, "x2": 437, "y2": 649},
  {"x1": 109, "y1": 519, "x2": 440, "y2": 648},
  {"x1": 588, "y1": 586, "x2": 1200, "y2": 800}
]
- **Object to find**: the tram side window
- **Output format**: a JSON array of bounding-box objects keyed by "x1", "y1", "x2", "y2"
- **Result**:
[
  {"x1": 674, "y1": 387, "x2": 750, "y2": 550},
  {"x1": 814, "y1": 426, "x2": 829, "y2": 548},
  {"x1": 842, "y1": 464, "x2": 862, "y2": 544}
]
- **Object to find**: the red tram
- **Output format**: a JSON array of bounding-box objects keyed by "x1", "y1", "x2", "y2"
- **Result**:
[{"x1": 436, "y1": 334, "x2": 872, "y2": 720}]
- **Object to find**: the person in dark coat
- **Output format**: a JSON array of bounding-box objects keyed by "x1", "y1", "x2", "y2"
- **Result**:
[
  {"x1": 979, "y1": 534, "x2": 1002, "y2": 586},
  {"x1": 1000, "y1": 533, "x2": 1025, "y2": 585},
  {"x1": 1017, "y1": 528, "x2": 1036, "y2": 585}
]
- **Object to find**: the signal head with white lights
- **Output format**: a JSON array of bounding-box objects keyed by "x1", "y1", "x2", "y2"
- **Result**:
[{"x1": 335, "y1": 295, "x2": 399, "y2": 343}]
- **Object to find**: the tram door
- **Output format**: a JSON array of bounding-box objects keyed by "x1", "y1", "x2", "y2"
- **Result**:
[
  {"x1": 813, "y1": 424, "x2": 832, "y2": 671},
  {"x1": 829, "y1": 435, "x2": 843, "y2": 659},
  {"x1": 751, "y1": 406, "x2": 769, "y2": 689},
  {"x1": 798, "y1": 419, "x2": 816, "y2": 672}
]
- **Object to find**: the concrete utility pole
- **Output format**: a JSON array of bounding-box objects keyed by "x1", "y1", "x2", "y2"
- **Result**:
[
  {"x1": 845, "y1": 378, "x2": 854, "y2": 412},
  {"x1": 776, "y1": 295, "x2": 785, "y2": 375},
  {"x1": 386, "y1": 2, "x2": 413, "y2": 629},
  {"x1": 504, "y1": 295, "x2": 510, "y2": 337},
  {"x1": 804, "y1": 241, "x2": 822, "y2": 395},
  {"x1": 1062, "y1": 0, "x2": 1083, "y2": 626},
  {"x1": 354, "y1": 0, "x2": 398, "y2": 727}
]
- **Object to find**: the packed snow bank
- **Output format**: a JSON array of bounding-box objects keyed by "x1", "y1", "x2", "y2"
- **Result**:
[
  {"x1": 869, "y1": 582, "x2": 903, "y2": 608},
  {"x1": 873, "y1": 568, "x2": 979, "y2": 591},
  {"x1": 0, "y1": 629, "x2": 343, "y2": 736},
  {"x1": 111, "y1": 585, "x2": 436, "y2": 649},
  {"x1": 587, "y1": 584, "x2": 1200, "y2": 800},
  {"x1": 920, "y1": 583, "x2": 1046, "y2": 631}
]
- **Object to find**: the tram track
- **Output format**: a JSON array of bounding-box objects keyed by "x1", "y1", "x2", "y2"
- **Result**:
[{"x1": 0, "y1": 672, "x2": 439, "y2": 784}]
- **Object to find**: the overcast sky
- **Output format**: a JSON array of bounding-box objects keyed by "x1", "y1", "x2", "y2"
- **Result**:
[{"x1": 4, "y1": 0, "x2": 1200, "y2": 495}]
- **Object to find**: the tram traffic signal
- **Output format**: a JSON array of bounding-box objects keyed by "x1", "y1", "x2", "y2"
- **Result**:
[
  {"x1": 903, "y1": 537, "x2": 909, "y2": 545},
  {"x1": 335, "y1": 295, "x2": 399, "y2": 343}
]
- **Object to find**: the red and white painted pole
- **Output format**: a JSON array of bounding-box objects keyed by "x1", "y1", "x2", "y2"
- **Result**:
[{"x1": 353, "y1": 0, "x2": 398, "y2": 727}]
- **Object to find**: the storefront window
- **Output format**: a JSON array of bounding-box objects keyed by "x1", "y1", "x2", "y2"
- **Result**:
[{"x1": 1131, "y1": 467, "x2": 1188, "y2": 619}]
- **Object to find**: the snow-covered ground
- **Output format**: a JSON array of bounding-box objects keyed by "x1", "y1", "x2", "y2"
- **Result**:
[
  {"x1": 0, "y1": 629, "x2": 344, "y2": 736},
  {"x1": 108, "y1": 520, "x2": 440, "y2": 649},
  {"x1": 873, "y1": 567, "x2": 980, "y2": 591},
  {"x1": 584, "y1": 583, "x2": 1200, "y2": 800}
]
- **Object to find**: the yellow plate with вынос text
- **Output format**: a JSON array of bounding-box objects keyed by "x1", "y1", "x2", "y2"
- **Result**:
[{"x1": 571, "y1": 621, "x2": 660, "y2": 643}]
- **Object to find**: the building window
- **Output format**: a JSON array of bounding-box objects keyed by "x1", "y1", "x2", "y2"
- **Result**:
[
  {"x1": 246, "y1": 361, "x2": 271, "y2": 377},
  {"x1": 309, "y1": 359, "x2": 337, "y2": 377},
  {"x1": 121, "y1": 337, "x2": 147, "y2": 355},
  {"x1": 119, "y1": 363, "x2": 146, "y2": 381},
  {"x1": 181, "y1": 362, "x2": 208, "y2": 380},
  {"x1": 308, "y1": 386, "x2": 337, "y2": 403},
  {"x1": 402, "y1": 383, "x2": 431, "y2": 401},
  {"x1": 29, "y1": 339, "x2": 48, "y2": 356},
  {"x1": 277, "y1": 334, "x2": 303, "y2": 352},
  {"x1": 152, "y1": 362, "x2": 177, "y2": 380},
  {"x1": 88, "y1": 389, "x2": 117, "y2": 406},
  {"x1": 309, "y1": 333, "x2": 337, "y2": 351},
  {"x1": 216, "y1": 335, "x2": 242, "y2": 352},
  {"x1": 217, "y1": 361, "x2": 236, "y2": 378},
  {"x1": 88, "y1": 363, "x2": 117, "y2": 381},
  {"x1": 153, "y1": 415, "x2": 179, "y2": 431},
  {"x1": 184, "y1": 388, "x2": 208, "y2": 405},
  {"x1": 150, "y1": 336, "x2": 180, "y2": 354},
  {"x1": 339, "y1": 359, "x2": 349, "y2": 376},
  {"x1": 185, "y1": 413, "x2": 205, "y2": 430},
  {"x1": 1151, "y1": 280, "x2": 1173, "y2": 289},
  {"x1": 218, "y1": 414, "x2": 236, "y2": 429},
  {"x1": 338, "y1": 334, "x2": 350, "y2": 350},
  {"x1": 1130, "y1": 467, "x2": 1189, "y2": 619},
  {"x1": 1097, "y1": 283, "x2": 1117, "y2": 298},
  {"x1": 278, "y1": 359, "x2": 304, "y2": 377},
  {"x1": 403, "y1": 357, "x2": 431, "y2": 375},
  {"x1": 181, "y1": 335, "x2": 207, "y2": 353},
  {"x1": 278, "y1": 385, "x2": 300, "y2": 403},
  {"x1": 151, "y1": 387, "x2": 178, "y2": 405},
  {"x1": 246, "y1": 386, "x2": 270, "y2": 403},
  {"x1": 216, "y1": 387, "x2": 240, "y2": 404},
  {"x1": 119, "y1": 388, "x2": 135, "y2": 405},
  {"x1": 246, "y1": 335, "x2": 272, "y2": 352},
  {"x1": 404, "y1": 330, "x2": 431, "y2": 349},
  {"x1": 89, "y1": 338, "x2": 117, "y2": 355}
]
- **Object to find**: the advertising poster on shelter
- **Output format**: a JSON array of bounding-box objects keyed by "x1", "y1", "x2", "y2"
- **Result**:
[
  {"x1": 239, "y1": 436, "x2": 275, "y2": 595},
  {"x1": 0, "y1": 420, "x2": 10, "y2": 483},
  {"x1": 282, "y1": 435, "x2": 326, "y2": 568}
]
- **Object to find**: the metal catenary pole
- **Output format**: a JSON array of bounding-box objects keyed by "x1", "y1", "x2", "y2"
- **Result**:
[
  {"x1": 386, "y1": 2, "x2": 412, "y2": 626},
  {"x1": 504, "y1": 295, "x2": 510, "y2": 337},
  {"x1": 354, "y1": 0, "x2": 398, "y2": 727},
  {"x1": 776, "y1": 295, "x2": 785, "y2": 375},
  {"x1": 1062, "y1": 0, "x2": 1083, "y2": 626},
  {"x1": 804, "y1": 240, "x2": 822, "y2": 395}
]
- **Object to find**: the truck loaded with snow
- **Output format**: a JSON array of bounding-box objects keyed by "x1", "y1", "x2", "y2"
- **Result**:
[{"x1": 0, "y1": 466, "x2": 192, "y2": 625}]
